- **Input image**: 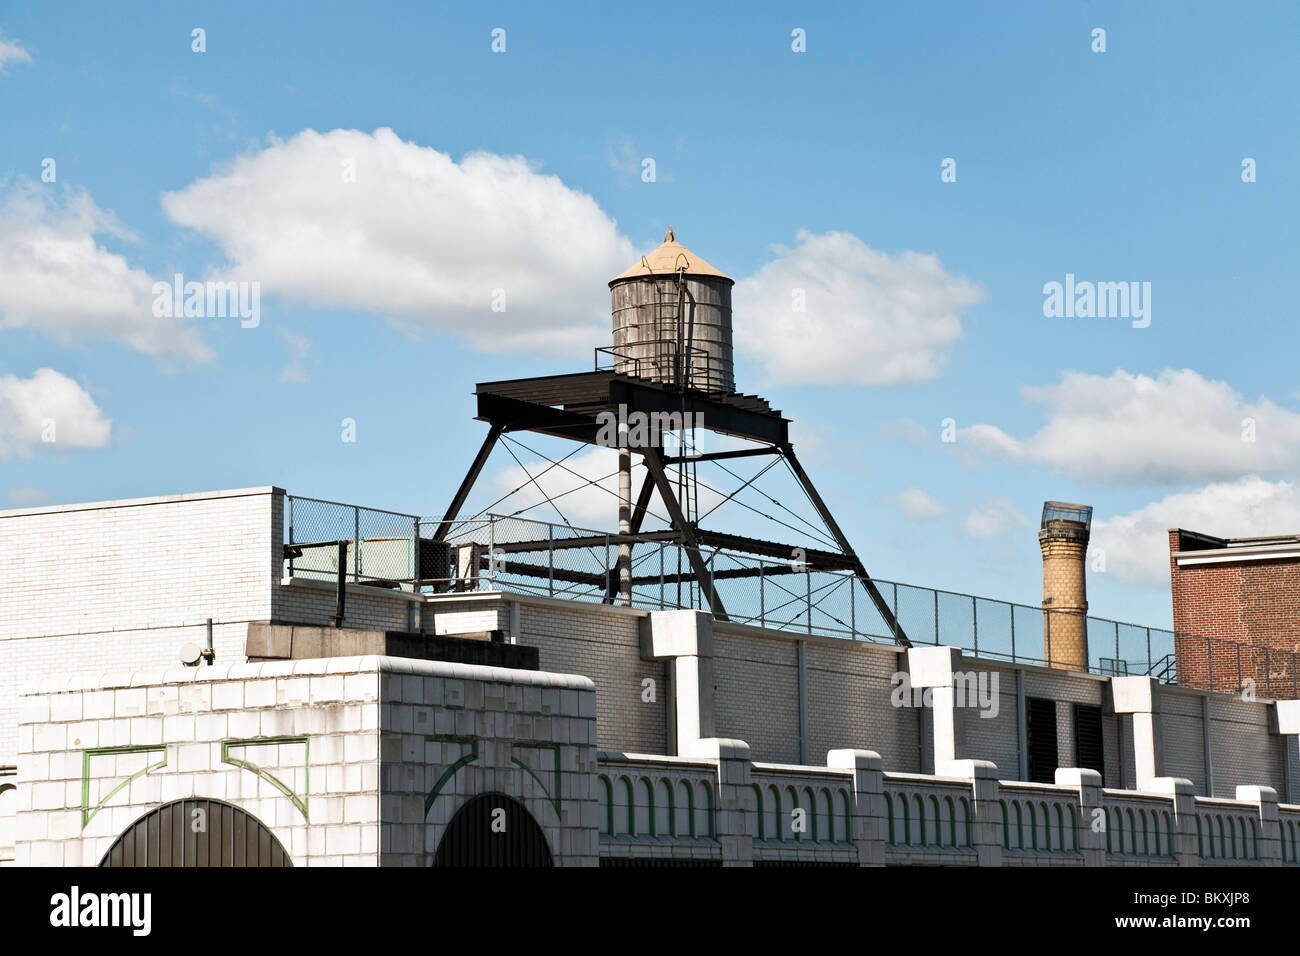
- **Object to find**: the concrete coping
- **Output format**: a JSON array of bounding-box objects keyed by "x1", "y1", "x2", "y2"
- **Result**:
[
  {"x1": 752, "y1": 761, "x2": 855, "y2": 778},
  {"x1": 0, "y1": 485, "x2": 281, "y2": 519},
  {"x1": 597, "y1": 751, "x2": 719, "y2": 770},
  {"x1": 884, "y1": 770, "x2": 984, "y2": 786},
  {"x1": 22, "y1": 654, "x2": 595, "y2": 696},
  {"x1": 997, "y1": 779, "x2": 1079, "y2": 795}
]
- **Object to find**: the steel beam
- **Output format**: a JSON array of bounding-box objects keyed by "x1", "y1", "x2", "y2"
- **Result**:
[
  {"x1": 780, "y1": 443, "x2": 911, "y2": 646},
  {"x1": 434, "y1": 423, "x2": 503, "y2": 541},
  {"x1": 641, "y1": 446, "x2": 728, "y2": 620}
]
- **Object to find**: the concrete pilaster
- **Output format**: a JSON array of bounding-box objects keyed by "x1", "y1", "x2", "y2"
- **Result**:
[
  {"x1": 1056, "y1": 767, "x2": 1105, "y2": 865},
  {"x1": 1147, "y1": 777, "x2": 1200, "y2": 867},
  {"x1": 942, "y1": 758, "x2": 1002, "y2": 867},
  {"x1": 827, "y1": 749, "x2": 885, "y2": 866},
  {"x1": 684, "y1": 737, "x2": 753, "y2": 867},
  {"x1": 1111, "y1": 677, "x2": 1163, "y2": 790},
  {"x1": 1236, "y1": 785, "x2": 1281, "y2": 866}
]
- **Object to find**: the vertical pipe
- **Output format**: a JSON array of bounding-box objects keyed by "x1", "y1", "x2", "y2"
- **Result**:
[
  {"x1": 205, "y1": 618, "x2": 214, "y2": 666},
  {"x1": 1207, "y1": 635, "x2": 1214, "y2": 695},
  {"x1": 617, "y1": 423, "x2": 632, "y2": 606},
  {"x1": 334, "y1": 540, "x2": 346, "y2": 626},
  {"x1": 353, "y1": 507, "x2": 361, "y2": 583},
  {"x1": 287, "y1": 496, "x2": 295, "y2": 578}
]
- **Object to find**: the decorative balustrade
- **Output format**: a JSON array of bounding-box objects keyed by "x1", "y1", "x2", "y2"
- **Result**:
[
  {"x1": 996, "y1": 782, "x2": 1082, "y2": 858},
  {"x1": 592, "y1": 749, "x2": 1286, "y2": 867},
  {"x1": 881, "y1": 772, "x2": 975, "y2": 853},
  {"x1": 1100, "y1": 790, "x2": 1176, "y2": 860},
  {"x1": 748, "y1": 764, "x2": 855, "y2": 845},
  {"x1": 596, "y1": 753, "x2": 718, "y2": 848},
  {"x1": 1193, "y1": 797, "x2": 1260, "y2": 863},
  {"x1": 1279, "y1": 804, "x2": 1300, "y2": 865}
]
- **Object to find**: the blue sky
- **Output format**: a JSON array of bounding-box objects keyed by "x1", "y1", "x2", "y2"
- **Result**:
[{"x1": 2, "y1": 1, "x2": 1298, "y2": 628}]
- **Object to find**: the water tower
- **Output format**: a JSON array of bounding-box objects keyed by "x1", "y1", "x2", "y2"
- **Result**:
[
  {"x1": 608, "y1": 227, "x2": 734, "y2": 394},
  {"x1": 432, "y1": 228, "x2": 909, "y2": 646}
]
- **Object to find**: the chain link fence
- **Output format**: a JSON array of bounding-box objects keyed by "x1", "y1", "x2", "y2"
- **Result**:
[{"x1": 283, "y1": 495, "x2": 1300, "y2": 697}]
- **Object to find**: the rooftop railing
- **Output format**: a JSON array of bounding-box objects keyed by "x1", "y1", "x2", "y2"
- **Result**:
[{"x1": 282, "y1": 493, "x2": 1300, "y2": 698}]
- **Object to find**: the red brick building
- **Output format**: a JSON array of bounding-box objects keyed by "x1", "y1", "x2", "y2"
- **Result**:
[{"x1": 1169, "y1": 528, "x2": 1300, "y2": 698}]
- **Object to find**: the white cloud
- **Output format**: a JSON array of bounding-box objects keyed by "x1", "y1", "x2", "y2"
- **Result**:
[
  {"x1": 162, "y1": 128, "x2": 639, "y2": 356},
  {"x1": 0, "y1": 183, "x2": 211, "y2": 360},
  {"x1": 279, "y1": 329, "x2": 310, "y2": 383},
  {"x1": 0, "y1": 32, "x2": 31, "y2": 73},
  {"x1": 961, "y1": 368, "x2": 1300, "y2": 483},
  {"x1": 733, "y1": 230, "x2": 983, "y2": 386},
  {"x1": 893, "y1": 487, "x2": 945, "y2": 520},
  {"x1": 963, "y1": 497, "x2": 1030, "y2": 539},
  {"x1": 1093, "y1": 476, "x2": 1300, "y2": 586},
  {"x1": 486, "y1": 446, "x2": 646, "y2": 529},
  {"x1": 0, "y1": 368, "x2": 112, "y2": 458}
]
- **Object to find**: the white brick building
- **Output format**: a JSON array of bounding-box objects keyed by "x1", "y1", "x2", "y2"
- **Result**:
[{"x1": 4, "y1": 486, "x2": 1300, "y2": 866}]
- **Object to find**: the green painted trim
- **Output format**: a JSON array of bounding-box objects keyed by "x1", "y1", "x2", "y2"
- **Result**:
[
  {"x1": 423, "y1": 734, "x2": 478, "y2": 817},
  {"x1": 509, "y1": 740, "x2": 562, "y2": 817},
  {"x1": 221, "y1": 736, "x2": 310, "y2": 821},
  {"x1": 81, "y1": 744, "x2": 168, "y2": 829}
]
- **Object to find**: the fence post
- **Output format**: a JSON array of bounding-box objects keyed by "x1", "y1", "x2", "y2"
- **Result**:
[
  {"x1": 1114, "y1": 621, "x2": 1120, "y2": 673},
  {"x1": 287, "y1": 496, "x2": 295, "y2": 577},
  {"x1": 933, "y1": 589, "x2": 939, "y2": 645},
  {"x1": 1010, "y1": 603, "x2": 1016, "y2": 663},
  {"x1": 548, "y1": 523, "x2": 554, "y2": 598},
  {"x1": 489, "y1": 517, "x2": 497, "y2": 590},
  {"x1": 759, "y1": 562, "x2": 765, "y2": 627},
  {"x1": 658, "y1": 541, "x2": 664, "y2": 609},
  {"x1": 971, "y1": 595, "x2": 978, "y2": 657},
  {"x1": 1145, "y1": 627, "x2": 1152, "y2": 675},
  {"x1": 353, "y1": 506, "x2": 361, "y2": 583},
  {"x1": 850, "y1": 574, "x2": 856, "y2": 638},
  {"x1": 806, "y1": 567, "x2": 812, "y2": 635}
]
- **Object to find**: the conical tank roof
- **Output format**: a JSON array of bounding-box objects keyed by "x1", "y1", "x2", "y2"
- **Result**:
[{"x1": 610, "y1": 227, "x2": 733, "y2": 285}]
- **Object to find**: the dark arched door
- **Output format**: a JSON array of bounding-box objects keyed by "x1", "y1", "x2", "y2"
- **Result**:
[
  {"x1": 433, "y1": 793, "x2": 553, "y2": 867},
  {"x1": 100, "y1": 798, "x2": 292, "y2": 867}
]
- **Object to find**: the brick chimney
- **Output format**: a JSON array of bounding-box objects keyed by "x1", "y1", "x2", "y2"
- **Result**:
[{"x1": 1039, "y1": 502, "x2": 1092, "y2": 671}]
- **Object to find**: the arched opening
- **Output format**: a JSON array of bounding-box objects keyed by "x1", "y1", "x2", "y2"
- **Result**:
[
  {"x1": 100, "y1": 798, "x2": 292, "y2": 867},
  {"x1": 433, "y1": 792, "x2": 553, "y2": 867}
]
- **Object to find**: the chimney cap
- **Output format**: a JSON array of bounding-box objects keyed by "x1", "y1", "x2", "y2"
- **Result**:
[{"x1": 1041, "y1": 501, "x2": 1092, "y2": 530}]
